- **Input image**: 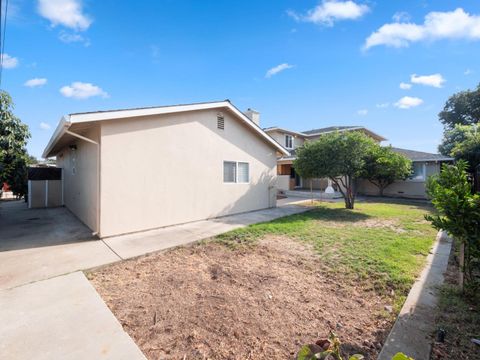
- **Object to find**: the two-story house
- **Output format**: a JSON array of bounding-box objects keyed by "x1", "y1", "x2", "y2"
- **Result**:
[
  {"x1": 264, "y1": 125, "x2": 453, "y2": 199},
  {"x1": 264, "y1": 126, "x2": 386, "y2": 193}
]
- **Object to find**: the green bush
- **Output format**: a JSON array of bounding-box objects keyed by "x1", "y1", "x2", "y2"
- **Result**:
[{"x1": 426, "y1": 160, "x2": 480, "y2": 294}]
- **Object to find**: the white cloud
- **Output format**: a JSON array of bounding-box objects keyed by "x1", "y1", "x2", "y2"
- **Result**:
[
  {"x1": 265, "y1": 63, "x2": 294, "y2": 78},
  {"x1": 58, "y1": 31, "x2": 90, "y2": 45},
  {"x1": 40, "y1": 122, "x2": 51, "y2": 130},
  {"x1": 464, "y1": 69, "x2": 472, "y2": 75},
  {"x1": 394, "y1": 96, "x2": 424, "y2": 109},
  {"x1": 364, "y1": 8, "x2": 480, "y2": 50},
  {"x1": 60, "y1": 82, "x2": 108, "y2": 99},
  {"x1": 288, "y1": 0, "x2": 369, "y2": 26},
  {"x1": 1, "y1": 54, "x2": 19, "y2": 69},
  {"x1": 410, "y1": 73, "x2": 445, "y2": 88},
  {"x1": 38, "y1": 0, "x2": 92, "y2": 31},
  {"x1": 376, "y1": 102, "x2": 389, "y2": 108},
  {"x1": 24, "y1": 78, "x2": 47, "y2": 87},
  {"x1": 392, "y1": 11, "x2": 411, "y2": 23},
  {"x1": 357, "y1": 109, "x2": 368, "y2": 116},
  {"x1": 399, "y1": 82, "x2": 412, "y2": 90}
]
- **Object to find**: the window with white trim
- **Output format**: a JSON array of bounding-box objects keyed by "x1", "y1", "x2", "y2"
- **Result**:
[
  {"x1": 223, "y1": 161, "x2": 236, "y2": 183},
  {"x1": 223, "y1": 161, "x2": 250, "y2": 183},
  {"x1": 409, "y1": 163, "x2": 425, "y2": 181},
  {"x1": 238, "y1": 162, "x2": 249, "y2": 183},
  {"x1": 285, "y1": 134, "x2": 293, "y2": 149}
]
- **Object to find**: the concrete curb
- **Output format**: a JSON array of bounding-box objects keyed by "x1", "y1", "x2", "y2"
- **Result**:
[{"x1": 378, "y1": 230, "x2": 452, "y2": 360}]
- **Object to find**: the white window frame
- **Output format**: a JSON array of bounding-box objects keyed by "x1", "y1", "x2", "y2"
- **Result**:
[
  {"x1": 223, "y1": 161, "x2": 250, "y2": 184},
  {"x1": 285, "y1": 134, "x2": 293, "y2": 149},
  {"x1": 407, "y1": 162, "x2": 426, "y2": 182}
]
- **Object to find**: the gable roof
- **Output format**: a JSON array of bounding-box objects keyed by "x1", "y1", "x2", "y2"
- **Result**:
[
  {"x1": 302, "y1": 126, "x2": 361, "y2": 135},
  {"x1": 42, "y1": 100, "x2": 290, "y2": 158},
  {"x1": 391, "y1": 147, "x2": 454, "y2": 162},
  {"x1": 264, "y1": 125, "x2": 387, "y2": 141}
]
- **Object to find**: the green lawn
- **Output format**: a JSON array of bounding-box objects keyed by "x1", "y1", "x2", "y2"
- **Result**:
[{"x1": 216, "y1": 200, "x2": 437, "y2": 309}]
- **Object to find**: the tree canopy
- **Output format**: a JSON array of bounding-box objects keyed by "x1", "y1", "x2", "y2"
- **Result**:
[
  {"x1": 362, "y1": 146, "x2": 412, "y2": 196},
  {"x1": 438, "y1": 83, "x2": 480, "y2": 129},
  {"x1": 0, "y1": 91, "x2": 31, "y2": 197},
  {"x1": 294, "y1": 131, "x2": 376, "y2": 209}
]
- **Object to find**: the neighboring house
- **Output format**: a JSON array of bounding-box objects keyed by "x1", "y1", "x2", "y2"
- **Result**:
[
  {"x1": 264, "y1": 126, "x2": 453, "y2": 200},
  {"x1": 42, "y1": 101, "x2": 288, "y2": 238},
  {"x1": 264, "y1": 126, "x2": 386, "y2": 191},
  {"x1": 357, "y1": 148, "x2": 453, "y2": 199}
]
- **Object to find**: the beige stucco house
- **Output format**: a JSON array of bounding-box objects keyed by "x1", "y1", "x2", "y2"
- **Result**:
[
  {"x1": 42, "y1": 101, "x2": 288, "y2": 238},
  {"x1": 264, "y1": 126, "x2": 453, "y2": 199}
]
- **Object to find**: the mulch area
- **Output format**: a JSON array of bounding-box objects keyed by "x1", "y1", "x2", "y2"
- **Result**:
[{"x1": 90, "y1": 236, "x2": 395, "y2": 359}]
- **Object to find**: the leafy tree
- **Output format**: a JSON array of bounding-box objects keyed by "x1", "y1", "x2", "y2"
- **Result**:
[
  {"x1": 0, "y1": 91, "x2": 31, "y2": 198},
  {"x1": 438, "y1": 83, "x2": 480, "y2": 129},
  {"x1": 438, "y1": 124, "x2": 471, "y2": 156},
  {"x1": 426, "y1": 161, "x2": 480, "y2": 295},
  {"x1": 362, "y1": 145, "x2": 412, "y2": 196},
  {"x1": 450, "y1": 125, "x2": 480, "y2": 171},
  {"x1": 294, "y1": 131, "x2": 375, "y2": 209}
]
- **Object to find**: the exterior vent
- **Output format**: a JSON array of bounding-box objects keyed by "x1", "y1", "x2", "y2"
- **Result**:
[{"x1": 217, "y1": 114, "x2": 224, "y2": 130}]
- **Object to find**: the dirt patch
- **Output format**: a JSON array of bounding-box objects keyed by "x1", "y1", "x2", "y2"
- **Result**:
[
  {"x1": 90, "y1": 236, "x2": 394, "y2": 360},
  {"x1": 430, "y1": 248, "x2": 480, "y2": 360}
]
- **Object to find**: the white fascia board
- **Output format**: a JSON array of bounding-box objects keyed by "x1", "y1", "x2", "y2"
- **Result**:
[
  {"x1": 42, "y1": 116, "x2": 71, "y2": 158},
  {"x1": 68, "y1": 101, "x2": 232, "y2": 123},
  {"x1": 44, "y1": 101, "x2": 290, "y2": 157}
]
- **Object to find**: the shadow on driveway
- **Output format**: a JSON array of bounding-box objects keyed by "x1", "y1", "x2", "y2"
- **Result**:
[{"x1": 0, "y1": 200, "x2": 94, "y2": 252}]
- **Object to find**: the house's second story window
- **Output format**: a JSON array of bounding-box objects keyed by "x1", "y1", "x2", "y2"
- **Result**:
[{"x1": 285, "y1": 134, "x2": 293, "y2": 149}]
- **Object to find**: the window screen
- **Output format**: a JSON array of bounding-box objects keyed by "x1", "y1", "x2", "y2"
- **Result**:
[
  {"x1": 223, "y1": 161, "x2": 236, "y2": 183},
  {"x1": 238, "y1": 162, "x2": 249, "y2": 183}
]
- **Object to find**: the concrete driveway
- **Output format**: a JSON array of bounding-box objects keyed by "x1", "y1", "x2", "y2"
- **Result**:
[{"x1": 0, "y1": 201, "x2": 120, "y2": 290}]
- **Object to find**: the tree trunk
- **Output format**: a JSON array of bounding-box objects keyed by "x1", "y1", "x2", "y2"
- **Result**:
[
  {"x1": 310, "y1": 179, "x2": 313, "y2": 204},
  {"x1": 379, "y1": 186, "x2": 384, "y2": 197},
  {"x1": 459, "y1": 242, "x2": 465, "y2": 292}
]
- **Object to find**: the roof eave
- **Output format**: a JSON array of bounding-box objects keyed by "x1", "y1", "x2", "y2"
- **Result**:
[{"x1": 42, "y1": 116, "x2": 71, "y2": 158}]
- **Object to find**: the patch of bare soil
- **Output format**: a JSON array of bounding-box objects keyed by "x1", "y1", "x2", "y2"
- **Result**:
[
  {"x1": 430, "y1": 250, "x2": 480, "y2": 360},
  {"x1": 90, "y1": 236, "x2": 394, "y2": 360}
]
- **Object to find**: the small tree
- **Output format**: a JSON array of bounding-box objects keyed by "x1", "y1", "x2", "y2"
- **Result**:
[
  {"x1": 362, "y1": 145, "x2": 412, "y2": 196},
  {"x1": 294, "y1": 131, "x2": 375, "y2": 209},
  {"x1": 426, "y1": 161, "x2": 480, "y2": 294},
  {"x1": 0, "y1": 91, "x2": 31, "y2": 198}
]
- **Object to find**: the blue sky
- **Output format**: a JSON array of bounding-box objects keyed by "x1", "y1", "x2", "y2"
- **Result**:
[{"x1": 3, "y1": 0, "x2": 480, "y2": 158}]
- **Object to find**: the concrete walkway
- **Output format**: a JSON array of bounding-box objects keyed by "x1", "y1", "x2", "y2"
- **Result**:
[
  {"x1": 104, "y1": 202, "x2": 310, "y2": 259},
  {"x1": 0, "y1": 272, "x2": 146, "y2": 360},
  {"x1": 378, "y1": 231, "x2": 453, "y2": 360}
]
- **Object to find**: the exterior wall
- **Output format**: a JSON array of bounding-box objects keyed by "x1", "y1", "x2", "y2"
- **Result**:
[
  {"x1": 56, "y1": 126, "x2": 99, "y2": 232},
  {"x1": 267, "y1": 130, "x2": 305, "y2": 149},
  {"x1": 99, "y1": 109, "x2": 277, "y2": 237},
  {"x1": 47, "y1": 180, "x2": 63, "y2": 207},
  {"x1": 357, "y1": 162, "x2": 440, "y2": 199}
]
